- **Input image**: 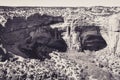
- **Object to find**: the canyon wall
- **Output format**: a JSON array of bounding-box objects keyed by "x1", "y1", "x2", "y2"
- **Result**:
[{"x1": 0, "y1": 7, "x2": 120, "y2": 56}]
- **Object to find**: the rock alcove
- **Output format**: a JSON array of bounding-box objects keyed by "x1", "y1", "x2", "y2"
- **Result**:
[
  {"x1": 0, "y1": 13, "x2": 67, "y2": 61},
  {"x1": 75, "y1": 25, "x2": 107, "y2": 51}
]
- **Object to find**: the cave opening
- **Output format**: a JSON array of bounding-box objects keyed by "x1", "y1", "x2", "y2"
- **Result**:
[{"x1": 75, "y1": 26, "x2": 107, "y2": 51}]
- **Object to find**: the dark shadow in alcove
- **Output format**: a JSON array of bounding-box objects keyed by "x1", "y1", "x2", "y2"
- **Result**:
[
  {"x1": 0, "y1": 13, "x2": 67, "y2": 61},
  {"x1": 18, "y1": 27, "x2": 67, "y2": 61},
  {"x1": 0, "y1": 24, "x2": 4, "y2": 34},
  {"x1": 0, "y1": 47, "x2": 7, "y2": 62},
  {"x1": 75, "y1": 26, "x2": 107, "y2": 51}
]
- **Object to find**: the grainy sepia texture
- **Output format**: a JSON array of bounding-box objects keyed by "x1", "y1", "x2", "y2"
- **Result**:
[{"x1": 0, "y1": 6, "x2": 120, "y2": 80}]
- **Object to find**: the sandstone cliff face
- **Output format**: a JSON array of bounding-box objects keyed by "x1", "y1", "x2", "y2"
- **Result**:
[
  {"x1": 1, "y1": 7, "x2": 120, "y2": 58},
  {"x1": 94, "y1": 13, "x2": 120, "y2": 54},
  {"x1": 62, "y1": 8, "x2": 120, "y2": 55},
  {"x1": 0, "y1": 7, "x2": 120, "y2": 79}
]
